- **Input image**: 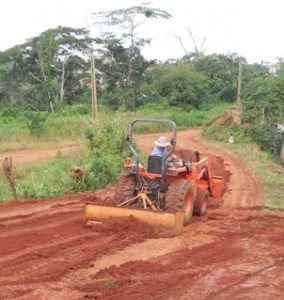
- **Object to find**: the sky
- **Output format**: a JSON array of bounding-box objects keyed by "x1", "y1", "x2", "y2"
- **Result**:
[{"x1": 0, "y1": 0, "x2": 284, "y2": 64}]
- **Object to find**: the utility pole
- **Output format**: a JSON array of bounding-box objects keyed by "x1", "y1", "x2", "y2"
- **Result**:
[
  {"x1": 90, "y1": 51, "x2": 98, "y2": 120},
  {"x1": 237, "y1": 59, "x2": 242, "y2": 108}
]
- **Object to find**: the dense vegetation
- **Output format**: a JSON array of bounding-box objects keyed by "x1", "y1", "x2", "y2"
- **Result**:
[
  {"x1": 0, "y1": 4, "x2": 283, "y2": 203},
  {"x1": 0, "y1": 104, "x2": 227, "y2": 202}
]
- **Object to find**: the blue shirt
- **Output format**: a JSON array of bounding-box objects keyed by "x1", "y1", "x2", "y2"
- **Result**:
[{"x1": 152, "y1": 146, "x2": 168, "y2": 158}]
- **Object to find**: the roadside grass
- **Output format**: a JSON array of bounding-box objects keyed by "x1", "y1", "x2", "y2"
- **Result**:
[
  {"x1": 0, "y1": 103, "x2": 228, "y2": 151},
  {"x1": 134, "y1": 103, "x2": 229, "y2": 132},
  {"x1": 0, "y1": 114, "x2": 89, "y2": 152},
  {"x1": 0, "y1": 142, "x2": 130, "y2": 202},
  {"x1": 0, "y1": 111, "x2": 131, "y2": 202},
  {"x1": 1, "y1": 151, "x2": 88, "y2": 202}
]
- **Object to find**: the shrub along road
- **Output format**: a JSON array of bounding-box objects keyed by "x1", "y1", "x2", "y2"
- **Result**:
[{"x1": 0, "y1": 129, "x2": 283, "y2": 299}]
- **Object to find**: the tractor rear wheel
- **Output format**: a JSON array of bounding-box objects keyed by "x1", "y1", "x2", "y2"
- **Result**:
[
  {"x1": 115, "y1": 174, "x2": 136, "y2": 205},
  {"x1": 165, "y1": 179, "x2": 195, "y2": 225},
  {"x1": 193, "y1": 189, "x2": 209, "y2": 216}
]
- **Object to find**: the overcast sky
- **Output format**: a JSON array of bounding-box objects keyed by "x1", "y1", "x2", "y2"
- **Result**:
[{"x1": 1, "y1": 0, "x2": 283, "y2": 63}]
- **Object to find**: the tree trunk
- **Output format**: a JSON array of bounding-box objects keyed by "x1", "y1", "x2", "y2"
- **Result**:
[
  {"x1": 60, "y1": 61, "x2": 66, "y2": 102},
  {"x1": 281, "y1": 143, "x2": 284, "y2": 162},
  {"x1": 50, "y1": 100, "x2": 54, "y2": 113}
]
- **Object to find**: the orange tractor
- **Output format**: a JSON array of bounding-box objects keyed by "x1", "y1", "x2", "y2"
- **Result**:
[{"x1": 84, "y1": 118, "x2": 224, "y2": 232}]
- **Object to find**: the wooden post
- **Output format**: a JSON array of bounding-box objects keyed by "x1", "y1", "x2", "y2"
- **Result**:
[
  {"x1": 281, "y1": 143, "x2": 284, "y2": 162},
  {"x1": 2, "y1": 157, "x2": 18, "y2": 201},
  {"x1": 237, "y1": 59, "x2": 242, "y2": 108},
  {"x1": 91, "y1": 52, "x2": 98, "y2": 120}
]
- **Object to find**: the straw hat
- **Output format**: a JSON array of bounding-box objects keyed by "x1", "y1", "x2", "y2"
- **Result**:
[{"x1": 155, "y1": 136, "x2": 170, "y2": 147}]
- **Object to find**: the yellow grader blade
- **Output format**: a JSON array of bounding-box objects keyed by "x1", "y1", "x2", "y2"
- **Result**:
[{"x1": 84, "y1": 203, "x2": 185, "y2": 234}]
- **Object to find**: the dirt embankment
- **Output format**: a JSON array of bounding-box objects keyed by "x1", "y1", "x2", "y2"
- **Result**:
[{"x1": 0, "y1": 129, "x2": 283, "y2": 300}]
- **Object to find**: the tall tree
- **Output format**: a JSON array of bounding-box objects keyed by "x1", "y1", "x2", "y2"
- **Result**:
[
  {"x1": 242, "y1": 75, "x2": 284, "y2": 125},
  {"x1": 242, "y1": 75, "x2": 284, "y2": 152},
  {"x1": 92, "y1": 4, "x2": 172, "y2": 109},
  {"x1": 191, "y1": 53, "x2": 240, "y2": 102},
  {"x1": 175, "y1": 27, "x2": 206, "y2": 61},
  {"x1": 142, "y1": 63, "x2": 208, "y2": 109},
  {"x1": 0, "y1": 27, "x2": 93, "y2": 111},
  {"x1": 32, "y1": 30, "x2": 58, "y2": 112}
]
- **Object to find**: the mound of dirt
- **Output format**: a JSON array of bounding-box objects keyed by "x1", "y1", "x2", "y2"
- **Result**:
[{"x1": 94, "y1": 215, "x2": 175, "y2": 241}]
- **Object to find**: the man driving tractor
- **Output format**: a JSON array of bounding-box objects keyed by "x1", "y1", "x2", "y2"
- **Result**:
[
  {"x1": 152, "y1": 136, "x2": 170, "y2": 158},
  {"x1": 152, "y1": 136, "x2": 181, "y2": 168}
]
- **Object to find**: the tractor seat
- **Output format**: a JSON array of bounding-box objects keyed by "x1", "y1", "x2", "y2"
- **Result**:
[{"x1": 147, "y1": 155, "x2": 165, "y2": 174}]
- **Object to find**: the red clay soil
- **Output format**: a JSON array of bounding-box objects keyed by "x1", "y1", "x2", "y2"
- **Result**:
[
  {"x1": 1, "y1": 129, "x2": 284, "y2": 300},
  {"x1": 0, "y1": 145, "x2": 81, "y2": 167}
]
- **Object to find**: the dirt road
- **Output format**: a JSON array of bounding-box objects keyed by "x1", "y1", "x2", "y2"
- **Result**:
[
  {"x1": 0, "y1": 129, "x2": 283, "y2": 300},
  {"x1": 0, "y1": 145, "x2": 81, "y2": 167}
]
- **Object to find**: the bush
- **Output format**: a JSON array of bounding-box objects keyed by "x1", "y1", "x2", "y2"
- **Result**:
[
  {"x1": 25, "y1": 112, "x2": 48, "y2": 137},
  {"x1": 142, "y1": 63, "x2": 208, "y2": 109},
  {"x1": 84, "y1": 114, "x2": 131, "y2": 189},
  {"x1": 1, "y1": 106, "x2": 23, "y2": 119}
]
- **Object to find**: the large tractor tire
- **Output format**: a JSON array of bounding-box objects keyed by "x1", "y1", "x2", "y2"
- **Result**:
[
  {"x1": 165, "y1": 179, "x2": 195, "y2": 225},
  {"x1": 193, "y1": 189, "x2": 209, "y2": 216},
  {"x1": 115, "y1": 174, "x2": 136, "y2": 205}
]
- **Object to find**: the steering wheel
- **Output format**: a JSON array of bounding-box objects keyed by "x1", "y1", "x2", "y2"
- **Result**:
[{"x1": 167, "y1": 155, "x2": 179, "y2": 164}]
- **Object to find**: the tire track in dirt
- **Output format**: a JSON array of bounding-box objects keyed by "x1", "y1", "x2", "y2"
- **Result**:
[
  {"x1": 0, "y1": 193, "x2": 91, "y2": 221},
  {"x1": 0, "y1": 190, "x2": 171, "y2": 299},
  {"x1": 2, "y1": 128, "x2": 281, "y2": 300}
]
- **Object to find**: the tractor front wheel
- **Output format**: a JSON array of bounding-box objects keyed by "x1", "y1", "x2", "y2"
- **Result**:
[
  {"x1": 165, "y1": 179, "x2": 195, "y2": 225},
  {"x1": 115, "y1": 174, "x2": 136, "y2": 205},
  {"x1": 193, "y1": 189, "x2": 209, "y2": 216}
]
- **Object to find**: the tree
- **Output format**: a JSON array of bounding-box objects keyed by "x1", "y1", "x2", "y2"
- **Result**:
[
  {"x1": 242, "y1": 75, "x2": 284, "y2": 125},
  {"x1": 175, "y1": 27, "x2": 206, "y2": 61},
  {"x1": 92, "y1": 4, "x2": 172, "y2": 110},
  {"x1": 0, "y1": 47, "x2": 30, "y2": 106},
  {"x1": 242, "y1": 62, "x2": 269, "y2": 84},
  {"x1": 242, "y1": 75, "x2": 284, "y2": 152},
  {"x1": 191, "y1": 53, "x2": 241, "y2": 102},
  {"x1": 95, "y1": 34, "x2": 155, "y2": 109},
  {"x1": 0, "y1": 27, "x2": 93, "y2": 111},
  {"x1": 142, "y1": 63, "x2": 208, "y2": 109},
  {"x1": 32, "y1": 30, "x2": 59, "y2": 112}
]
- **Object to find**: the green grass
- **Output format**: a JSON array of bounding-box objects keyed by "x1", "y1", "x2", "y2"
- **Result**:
[
  {"x1": 135, "y1": 102, "x2": 229, "y2": 131},
  {"x1": 0, "y1": 115, "x2": 89, "y2": 151},
  {"x1": 0, "y1": 104, "x2": 229, "y2": 151},
  {"x1": 1, "y1": 151, "x2": 88, "y2": 202},
  {"x1": 0, "y1": 110, "x2": 131, "y2": 202}
]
